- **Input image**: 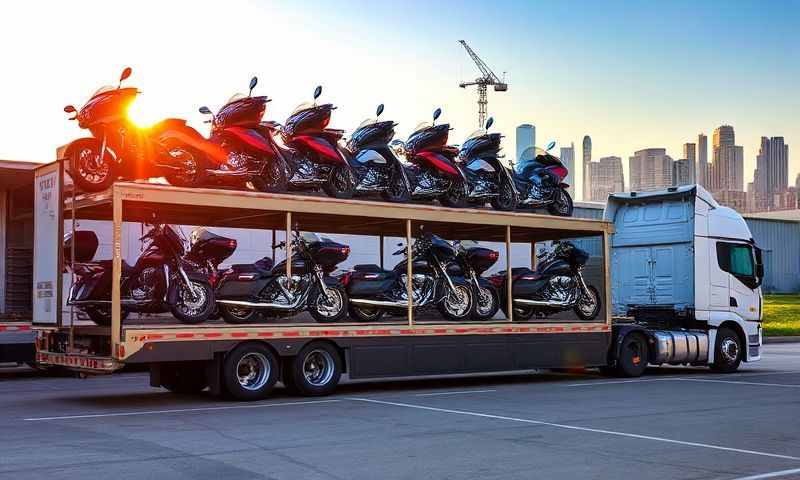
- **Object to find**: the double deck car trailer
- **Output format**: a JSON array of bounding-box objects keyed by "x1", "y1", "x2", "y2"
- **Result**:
[{"x1": 32, "y1": 161, "x2": 758, "y2": 400}]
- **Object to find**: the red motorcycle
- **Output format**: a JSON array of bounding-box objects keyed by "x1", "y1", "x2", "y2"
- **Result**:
[
  {"x1": 196, "y1": 76, "x2": 287, "y2": 192},
  {"x1": 63, "y1": 67, "x2": 219, "y2": 192}
]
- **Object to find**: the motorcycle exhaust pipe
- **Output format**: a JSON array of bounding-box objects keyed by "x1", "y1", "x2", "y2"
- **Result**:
[
  {"x1": 513, "y1": 298, "x2": 573, "y2": 308},
  {"x1": 349, "y1": 298, "x2": 411, "y2": 308},
  {"x1": 217, "y1": 299, "x2": 300, "y2": 310},
  {"x1": 206, "y1": 169, "x2": 253, "y2": 178}
]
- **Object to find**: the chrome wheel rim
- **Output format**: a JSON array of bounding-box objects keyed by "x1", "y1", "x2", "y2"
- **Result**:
[
  {"x1": 578, "y1": 289, "x2": 598, "y2": 317},
  {"x1": 332, "y1": 167, "x2": 353, "y2": 192},
  {"x1": 354, "y1": 306, "x2": 381, "y2": 321},
  {"x1": 170, "y1": 147, "x2": 199, "y2": 182},
  {"x1": 77, "y1": 147, "x2": 110, "y2": 185},
  {"x1": 553, "y1": 190, "x2": 570, "y2": 215},
  {"x1": 720, "y1": 338, "x2": 739, "y2": 363},
  {"x1": 475, "y1": 286, "x2": 495, "y2": 316},
  {"x1": 177, "y1": 282, "x2": 207, "y2": 317},
  {"x1": 303, "y1": 349, "x2": 335, "y2": 386},
  {"x1": 228, "y1": 306, "x2": 253, "y2": 321},
  {"x1": 445, "y1": 285, "x2": 471, "y2": 317},
  {"x1": 316, "y1": 289, "x2": 343, "y2": 318},
  {"x1": 236, "y1": 352, "x2": 271, "y2": 391}
]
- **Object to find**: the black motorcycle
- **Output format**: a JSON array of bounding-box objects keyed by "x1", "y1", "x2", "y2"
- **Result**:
[
  {"x1": 341, "y1": 231, "x2": 474, "y2": 322},
  {"x1": 343, "y1": 104, "x2": 409, "y2": 202},
  {"x1": 453, "y1": 117, "x2": 519, "y2": 211},
  {"x1": 390, "y1": 108, "x2": 470, "y2": 207},
  {"x1": 214, "y1": 231, "x2": 350, "y2": 323},
  {"x1": 490, "y1": 241, "x2": 600, "y2": 320},
  {"x1": 271, "y1": 86, "x2": 355, "y2": 198},
  {"x1": 508, "y1": 143, "x2": 574, "y2": 216},
  {"x1": 63, "y1": 224, "x2": 217, "y2": 326},
  {"x1": 448, "y1": 240, "x2": 501, "y2": 321}
]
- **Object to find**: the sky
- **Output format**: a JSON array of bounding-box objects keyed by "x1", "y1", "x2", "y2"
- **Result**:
[{"x1": 0, "y1": 0, "x2": 797, "y2": 200}]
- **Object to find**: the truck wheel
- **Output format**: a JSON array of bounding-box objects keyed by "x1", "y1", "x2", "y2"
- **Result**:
[
  {"x1": 223, "y1": 343, "x2": 279, "y2": 401},
  {"x1": 615, "y1": 333, "x2": 648, "y2": 377},
  {"x1": 710, "y1": 327, "x2": 742, "y2": 373},
  {"x1": 285, "y1": 342, "x2": 342, "y2": 396},
  {"x1": 161, "y1": 363, "x2": 208, "y2": 394}
]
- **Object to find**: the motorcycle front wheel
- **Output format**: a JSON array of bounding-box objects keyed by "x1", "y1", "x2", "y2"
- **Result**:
[
  {"x1": 68, "y1": 138, "x2": 115, "y2": 192},
  {"x1": 472, "y1": 284, "x2": 500, "y2": 321},
  {"x1": 308, "y1": 285, "x2": 348, "y2": 323},
  {"x1": 219, "y1": 304, "x2": 260, "y2": 324},
  {"x1": 381, "y1": 165, "x2": 411, "y2": 203},
  {"x1": 438, "y1": 283, "x2": 473, "y2": 321},
  {"x1": 547, "y1": 188, "x2": 574, "y2": 217},
  {"x1": 252, "y1": 158, "x2": 288, "y2": 193},
  {"x1": 323, "y1": 165, "x2": 355, "y2": 199},
  {"x1": 164, "y1": 145, "x2": 208, "y2": 188},
  {"x1": 575, "y1": 285, "x2": 601, "y2": 320},
  {"x1": 83, "y1": 307, "x2": 129, "y2": 327},
  {"x1": 490, "y1": 175, "x2": 518, "y2": 211},
  {"x1": 439, "y1": 179, "x2": 468, "y2": 208},
  {"x1": 170, "y1": 280, "x2": 215, "y2": 324},
  {"x1": 348, "y1": 304, "x2": 385, "y2": 322}
]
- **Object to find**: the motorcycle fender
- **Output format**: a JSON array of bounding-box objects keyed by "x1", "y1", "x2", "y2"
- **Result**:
[
  {"x1": 436, "y1": 275, "x2": 467, "y2": 301},
  {"x1": 322, "y1": 275, "x2": 341, "y2": 288},
  {"x1": 71, "y1": 274, "x2": 104, "y2": 302},
  {"x1": 156, "y1": 121, "x2": 227, "y2": 165},
  {"x1": 416, "y1": 151, "x2": 460, "y2": 177},
  {"x1": 166, "y1": 269, "x2": 210, "y2": 306},
  {"x1": 60, "y1": 137, "x2": 118, "y2": 163},
  {"x1": 382, "y1": 147, "x2": 414, "y2": 193},
  {"x1": 293, "y1": 135, "x2": 346, "y2": 165},
  {"x1": 559, "y1": 182, "x2": 570, "y2": 189},
  {"x1": 476, "y1": 277, "x2": 496, "y2": 290},
  {"x1": 223, "y1": 126, "x2": 273, "y2": 154}
]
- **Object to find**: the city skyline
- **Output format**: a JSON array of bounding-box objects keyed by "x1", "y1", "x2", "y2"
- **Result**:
[{"x1": 0, "y1": 0, "x2": 796, "y2": 190}]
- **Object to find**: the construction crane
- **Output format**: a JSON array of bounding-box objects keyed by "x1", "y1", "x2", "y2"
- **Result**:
[{"x1": 458, "y1": 40, "x2": 508, "y2": 128}]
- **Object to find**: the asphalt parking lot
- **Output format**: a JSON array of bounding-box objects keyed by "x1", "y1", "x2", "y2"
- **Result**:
[{"x1": 1, "y1": 344, "x2": 799, "y2": 480}]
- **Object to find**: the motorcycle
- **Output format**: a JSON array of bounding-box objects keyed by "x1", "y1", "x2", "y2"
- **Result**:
[
  {"x1": 455, "y1": 117, "x2": 519, "y2": 211},
  {"x1": 390, "y1": 108, "x2": 471, "y2": 207},
  {"x1": 63, "y1": 224, "x2": 217, "y2": 326},
  {"x1": 489, "y1": 241, "x2": 600, "y2": 321},
  {"x1": 269, "y1": 86, "x2": 355, "y2": 198},
  {"x1": 196, "y1": 76, "x2": 288, "y2": 193},
  {"x1": 62, "y1": 67, "x2": 214, "y2": 192},
  {"x1": 214, "y1": 231, "x2": 350, "y2": 323},
  {"x1": 447, "y1": 240, "x2": 501, "y2": 321},
  {"x1": 340, "y1": 231, "x2": 474, "y2": 322},
  {"x1": 342, "y1": 104, "x2": 409, "y2": 202},
  {"x1": 508, "y1": 142, "x2": 574, "y2": 216}
]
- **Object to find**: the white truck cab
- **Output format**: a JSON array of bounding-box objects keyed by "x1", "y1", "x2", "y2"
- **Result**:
[{"x1": 605, "y1": 185, "x2": 763, "y2": 373}]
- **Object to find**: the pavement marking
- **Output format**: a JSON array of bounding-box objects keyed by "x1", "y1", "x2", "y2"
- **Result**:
[
  {"x1": 349, "y1": 397, "x2": 800, "y2": 462},
  {"x1": 564, "y1": 378, "x2": 666, "y2": 387},
  {"x1": 732, "y1": 467, "x2": 800, "y2": 480},
  {"x1": 414, "y1": 389, "x2": 496, "y2": 397},
  {"x1": 23, "y1": 399, "x2": 340, "y2": 422},
  {"x1": 675, "y1": 378, "x2": 800, "y2": 388}
]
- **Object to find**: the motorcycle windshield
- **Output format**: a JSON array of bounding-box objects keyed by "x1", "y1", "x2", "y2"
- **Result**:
[
  {"x1": 356, "y1": 117, "x2": 378, "y2": 129},
  {"x1": 290, "y1": 102, "x2": 315, "y2": 116},
  {"x1": 464, "y1": 129, "x2": 487, "y2": 142},
  {"x1": 300, "y1": 232, "x2": 334, "y2": 244},
  {"x1": 515, "y1": 147, "x2": 560, "y2": 173},
  {"x1": 411, "y1": 122, "x2": 432, "y2": 135},
  {"x1": 459, "y1": 240, "x2": 480, "y2": 250}
]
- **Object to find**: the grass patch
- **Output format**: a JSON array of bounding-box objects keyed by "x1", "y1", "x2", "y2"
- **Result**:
[{"x1": 763, "y1": 294, "x2": 800, "y2": 336}]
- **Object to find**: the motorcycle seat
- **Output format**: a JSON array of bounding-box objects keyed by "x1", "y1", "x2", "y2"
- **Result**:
[
  {"x1": 353, "y1": 264, "x2": 384, "y2": 273},
  {"x1": 229, "y1": 257, "x2": 273, "y2": 274}
]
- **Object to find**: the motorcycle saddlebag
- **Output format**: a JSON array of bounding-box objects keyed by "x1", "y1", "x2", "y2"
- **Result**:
[
  {"x1": 63, "y1": 230, "x2": 99, "y2": 264},
  {"x1": 511, "y1": 268, "x2": 548, "y2": 297},
  {"x1": 347, "y1": 267, "x2": 396, "y2": 296},
  {"x1": 217, "y1": 265, "x2": 268, "y2": 298}
]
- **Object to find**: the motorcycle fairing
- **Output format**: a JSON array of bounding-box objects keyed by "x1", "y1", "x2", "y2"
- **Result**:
[
  {"x1": 292, "y1": 135, "x2": 346, "y2": 165},
  {"x1": 152, "y1": 119, "x2": 228, "y2": 165},
  {"x1": 413, "y1": 151, "x2": 460, "y2": 177},
  {"x1": 223, "y1": 126, "x2": 273, "y2": 154}
]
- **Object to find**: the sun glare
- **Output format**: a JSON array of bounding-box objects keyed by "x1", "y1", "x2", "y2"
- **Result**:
[{"x1": 127, "y1": 97, "x2": 162, "y2": 129}]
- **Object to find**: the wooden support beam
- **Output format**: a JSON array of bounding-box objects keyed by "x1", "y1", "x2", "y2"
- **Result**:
[{"x1": 406, "y1": 219, "x2": 413, "y2": 326}]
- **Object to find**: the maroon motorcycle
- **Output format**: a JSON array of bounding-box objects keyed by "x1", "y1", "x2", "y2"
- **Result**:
[
  {"x1": 196, "y1": 76, "x2": 287, "y2": 192},
  {"x1": 62, "y1": 67, "x2": 217, "y2": 192}
]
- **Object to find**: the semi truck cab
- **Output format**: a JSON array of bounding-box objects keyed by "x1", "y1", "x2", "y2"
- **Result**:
[{"x1": 605, "y1": 185, "x2": 763, "y2": 373}]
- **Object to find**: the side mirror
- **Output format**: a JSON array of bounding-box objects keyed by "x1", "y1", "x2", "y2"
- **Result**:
[
  {"x1": 199, "y1": 106, "x2": 212, "y2": 115},
  {"x1": 248, "y1": 76, "x2": 258, "y2": 96},
  {"x1": 119, "y1": 67, "x2": 132, "y2": 86},
  {"x1": 376, "y1": 103, "x2": 384, "y2": 118},
  {"x1": 485, "y1": 117, "x2": 494, "y2": 130},
  {"x1": 433, "y1": 108, "x2": 442, "y2": 122},
  {"x1": 64, "y1": 105, "x2": 77, "y2": 113},
  {"x1": 313, "y1": 85, "x2": 322, "y2": 100},
  {"x1": 546, "y1": 141, "x2": 556, "y2": 152}
]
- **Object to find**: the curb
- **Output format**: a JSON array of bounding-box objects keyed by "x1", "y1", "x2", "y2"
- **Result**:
[{"x1": 764, "y1": 336, "x2": 800, "y2": 344}]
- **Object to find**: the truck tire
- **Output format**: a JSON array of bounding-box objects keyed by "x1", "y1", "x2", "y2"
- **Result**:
[
  {"x1": 710, "y1": 327, "x2": 742, "y2": 373},
  {"x1": 223, "y1": 343, "x2": 279, "y2": 401},
  {"x1": 285, "y1": 342, "x2": 342, "y2": 396},
  {"x1": 615, "y1": 333, "x2": 648, "y2": 377}
]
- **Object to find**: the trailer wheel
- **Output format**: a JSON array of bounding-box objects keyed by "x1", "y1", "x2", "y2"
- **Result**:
[
  {"x1": 285, "y1": 342, "x2": 342, "y2": 396},
  {"x1": 710, "y1": 327, "x2": 742, "y2": 373},
  {"x1": 615, "y1": 333, "x2": 648, "y2": 377},
  {"x1": 223, "y1": 343, "x2": 279, "y2": 401}
]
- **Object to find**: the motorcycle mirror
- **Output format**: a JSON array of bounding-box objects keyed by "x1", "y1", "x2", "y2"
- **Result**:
[
  {"x1": 376, "y1": 103, "x2": 384, "y2": 118},
  {"x1": 63, "y1": 105, "x2": 76, "y2": 113},
  {"x1": 118, "y1": 67, "x2": 132, "y2": 87},
  {"x1": 433, "y1": 108, "x2": 442, "y2": 123},
  {"x1": 199, "y1": 106, "x2": 212, "y2": 115},
  {"x1": 248, "y1": 76, "x2": 258, "y2": 96},
  {"x1": 313, "y1": 85, "x2": 322, "y2": 100},
  {"x1": 546, "y1": 141, "x2": 556, "y2": 151},
  {"x1": 485, "y1": 117, "x2": 494, "y2": 130}
]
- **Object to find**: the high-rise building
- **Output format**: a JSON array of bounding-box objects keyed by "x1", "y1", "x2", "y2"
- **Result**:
[
  {"x1": 582, "y1": 135, "x2": 591, "y2": 201},
  {"x1": 559, "y1": 142, "x2": 576, "y2": 198},
  {"x1": 516, "y1": 124, "x2": 535, "y2": 162},
  {"x1": 709, "y1": 125, "x2": 743, "y2": 193},
  {"x1": 588, "y1": 156, "x2": 624, "y2": 201},
  {"x1": 752, "y1": 136, "x2": 790, "y2": 212},
  {"x1": 673, "y1": 158, "x2": 692, "y2": 186},
  {"x1": 682, "y1": 143, "x2": 696, "y2": 183},
  {"x1": 629, "y1": 148, "x2": 673, "y2": 192},
  {"x1": 698, "y1": 134, "x2": 708, "y2": 187}
]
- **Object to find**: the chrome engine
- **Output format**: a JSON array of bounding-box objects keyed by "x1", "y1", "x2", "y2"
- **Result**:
[
  {"x1": 130, "y1": 267, "x2": 159, "y2": 302},
  {"x1": 290, "y1": 156, "x2": 326, "y2": 184},
  {"x1": 411, "y1": 169, "x2": 450, "y2": 197},
  {"x1": 541, "y1": 275, "x2": 578, "y2": 304},
  {"x1": 222, "y1": 151, "x2": 254, "y2": 172},
  {"x1": 396, "y1": 273, "x2": 435, "y2": 304}
]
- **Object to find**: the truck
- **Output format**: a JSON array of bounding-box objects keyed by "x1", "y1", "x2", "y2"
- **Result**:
[{"x1": 32, "y1": 161, "x2": 763, "y2": 399}]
